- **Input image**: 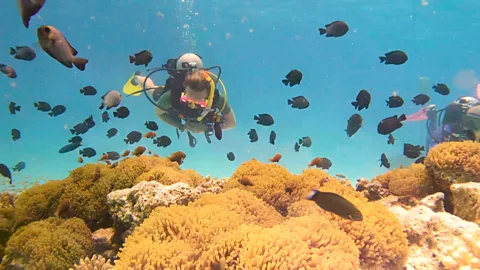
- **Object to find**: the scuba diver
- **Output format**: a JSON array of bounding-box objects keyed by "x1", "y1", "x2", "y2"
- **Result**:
[
  {"x1": 406, "y1": 96, "x2": 480, "y2": 153},
  {"x1": 123, "y1": 53, "x2": 236, "y2": 146}
]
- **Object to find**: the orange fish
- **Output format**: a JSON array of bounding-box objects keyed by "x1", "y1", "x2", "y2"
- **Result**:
[
  {"x1": 132, "y1": 146, "x2": 146, "y2": 157},
  {"x1": 269, "y1": 153, "x2": 282, "y2": 163},
  {"x1": 144, "y1": 131, "x2": 156, "y2": 139},
  {"x1": 308, "y1": 157, "x2": 332, "y2": 170},
  {"x1": 121, "y1": 150, "x2": 130, "y2": 157},
  {"x1": 104, "y1": 160, "x2": 111, "y2": 165},
  {"x1": 153, "y1": 153, "x2": 159, "y2": 157},
  {"x1": 147, "y1": 150, "x2": 152, "y2": 155},
  {"x1": 77, "y1": 157, "x2": 83, "y2": 163},
  {"x1": 167, "y1": 151, "x2": 186, "y2": 165},
  {"x1": 110, "y1": 161, "x2": 118, "y2": 168},
  {"x1": 238, "y1": 177, "x2": 254, "y2": 186}
]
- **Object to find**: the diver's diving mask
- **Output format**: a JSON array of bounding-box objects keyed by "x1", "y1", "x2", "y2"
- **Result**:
[{"x1": 180, "y1": 93, "x2": 207, "y2": 109}]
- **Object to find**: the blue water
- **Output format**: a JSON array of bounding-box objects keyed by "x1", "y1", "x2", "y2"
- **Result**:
[{"x1": 1, "y1": 0, "x2": 479, "y2": 191}]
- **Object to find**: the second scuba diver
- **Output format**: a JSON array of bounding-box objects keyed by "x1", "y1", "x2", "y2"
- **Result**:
[
  {"x1": 123, "y1": 53, "x2": 236, "y2": 146},
  {"x1": 406, "y1": 96, "x2": 480, "y2": 153}
]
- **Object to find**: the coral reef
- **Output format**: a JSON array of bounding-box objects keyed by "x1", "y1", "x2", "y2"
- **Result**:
[
  {"x1": 1, "y1": 217, "x2": 93, "y2": 270},
  {"x1": 450, "y1": 182, "x2": 480, "y2": 224},
  {"x1": 71, "y1": 254, "x2": 113, "y2": 270},
  {"x1": 371, "y1": 164, "x2": 432, "y2": 198},
  {"x1": 107, "y1": 178, "x2": 226, "y2": 240}
]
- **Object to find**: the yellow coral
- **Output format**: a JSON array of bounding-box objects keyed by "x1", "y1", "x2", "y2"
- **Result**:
[
  {"x1": 288, "y1": 180, "x2": 409, "y2": 270},
  {"x1": 135, "y1": 164, "x2": 205, "y2": 187},
  {"x1": 190, "y1": 189, "x2": 284, "y2": 227},
  {"x1": 223, "y1": 159, "x2": 328, "y2": 215},
  {"x1": 425, "y1": 141, "x2": 480, "y2": 192},
  {"x1": 372, "y1": 164, "x2": 432, "y2": 197},
  {"x1": 71, "y1": 254, "x2": 113, "y2": 270}
]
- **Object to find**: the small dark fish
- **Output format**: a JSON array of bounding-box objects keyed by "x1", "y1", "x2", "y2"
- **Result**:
[
  {"x1": 145, "y1": 121, "x2": 158, "y2": 131},
  {"x1": 336, "y1": 174, "x2": 346, "y2": 179},
  {"x1": 294, "y1": 142, "x2": 300, "y2": 152},
  {"x1": 79, "y1": 147, "x2": 96, "y2": 158},
  {"x1": 0, "y1": 164, "x2": 12, "y2": 184},
  {"x1": 106, "y1": 128, "x2": 118, "y2": 138},
  {"x1": 176, "y1": 128, "x2": 180, "y2": 139},
  {"x1": 282, "y1": 69, "x2": 303, "y2": 87},
  {"x1": 346, "y1": 114, "x2": 363, "y2": 137},
  {"x1": 0, "y1": 64, "x2": 17, "y2": 79},
  {"x1": 83, "y1": 115, "x2": 95, "y2": 129},
  {"x1": 99, "y1": 90, "x2": 122, "y2": 110},
  {"x1": 309, "y1": 157, "x2": 332, "y2": 170},
  {"x1": 187, "y1": 131, "x2": 197, "y2": 148},
  {"x1": 10, "y1": 46, "x2": 36, "y2": 61},
  {"x1": 269, "y1": 153, "x2": 282, "y2": 163},
  {"x1": 254, "y1": 114, "x2": 274, "y2": 126},
  {"x1": 37, "y1": 25, "x2": 88, "y2": 70},
  {"x1": 351, "y1": 89, "x2": 371, "y2": 111},
  {"x1": 269, "y1": 131, "x2": 276, "y2": 145},
  {"x1": 387, "y1": 134, "x2": 395, "y2": 145},
  {"x1": 59, "y1": 143, "x2": 82, "y2": 154},
  {"x1": 113, "y1": 106, "x2": 130, "y2": 119},
  {"x1": 70, "y1": 123, "x2": 89, "y2": 135},
  {"x1": 238, "y1": 177, "x2": 254, "y2": 187},
  {"x1": 380, "y1": 153, "x2": 390, "y2": 168},
  {"x1": 167, "y1": 151, "x2": 186, "y2": 165},
  {"x1": 102, "y1": 111, "x2": 109, "y2": 123},
  {"x1": 153, "y1": 136, "x2": 172, "y2": 147},
  {"x1": 80, "y1": 86, "x2": 97, "y2": 96},
  {"x1": 288, "y1": 96, "x2": 310, "y2": 109},
  {"x1": 318, "y1": 21, "x2": 349, "y2": 38},
  {"x1": 379, "y1": 50, "x2": 408, "y2": 65},
  {"x1": 68, "y1": 136, "x2": 82, "y2": 144},
  {"x1": 124, "y1": 131, "x2": 142, "y2": 144},
  {"x1": 412, "y1": 94, "x2": 430, "y2": 105},
  {"x1": 11, "y1": 129, "x2": 20, "y2": 141},
  {"x1": 248, "y1": 129, "x2": 258, "y2": 142},
  {"x1": 299, "y1": 136, "x2": 312, "y2": 147},
  {"x1": 17, "y1": 0, "x2": 46, "y2": 28},
  {"x1": 48, "y1": 105, "x2": 66, "y2": 117},
  {"x1": 8, "y1": 102, "x2": 21, "y2": 115},
  {"x1": 377, "y1": 114, "x2": 407, "y2": 135},
  {"x1": 227, "y1": 152, "x2": 235, "y2": 161},
  {"x1": 103, "y1": 151, "x2": 120, "y2": 161},
  {"x1": 386, "y1": 95, "x2": 404, "y2": 108},
  {"x1": 132, "y1": 146, "x2": 146, "y2": 156},
  {"x1": 306, "y1": 189, "x2": 363, "y2": 221},
  {"x1": 403, "y1": 143, "x2": 425, "y2": 159},
  {"x1": 415, "y1": 157, "x2": 426, "y2": 164},
  {"x1": 34, "y1": 101, "x2": 51, "y2": 112},
  {"x1": 129, "y1": 50, "x2": 153, "y2": 66},
  {"x1": 433, "y1": 83, "x2": 450, "y2": 96},
  {"x1": 285, "y1": 187, "x2": 293, "y2": 194},
  {"x1": 13, "y1": 161, "x2": 26, "y2": 172}
]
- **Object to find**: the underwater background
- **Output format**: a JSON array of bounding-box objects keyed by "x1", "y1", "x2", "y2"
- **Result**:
[{"x1": 1, "y1": 0, "x2": 479, "y2": 192}]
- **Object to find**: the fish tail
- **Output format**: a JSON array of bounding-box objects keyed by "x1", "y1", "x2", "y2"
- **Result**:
[
  {"x1": 15, "y1": 106, "x2": 21, "y2": 112},
  {"x1": 282, "y1": 79, "x2": 289, "y2": 86},
  {"x1": 298, "y1": 138, "x2": 303, "y2": 144},
  {"x1": 398, "y1": 114, "x2": 407, "y2": 121},
  {"x1": 379, "y1": 56, "x2": 386, "y2": 63},
  {"x1": 129, "y1": 55, "x2": 135, "y2": 64},
  {"x1": 9, "y1": 47, "x2": 16, "y2": 55},
  {"x1": 420, "y1": 146, "x2": 425, "y2": 151},
  {"x1": 113, "y1": 112, "x2": 118, "y2": 117},
  {"x1": 124, "y1": 139, "x2": 129, "y2": 144},
  {"x1": 73, "y1": 58, "x2": 88, "y2": 71},
  {"x1": 385, "y1": 100, "x2": 389, "y2": 106},
  {"x1": 351, "y1": 101, "x2": 358, "y2": 109},
  {"x1": 318, "y1": 28, "x2": 327, "y2": 35},
  {"x1": 432, "y1": 85, "x2": 436, "y2": 89},
  {"x1": 305, "y1": 189, "x2": 319, "y2": 200},
  {"x1": 79, "y1": 149, "x2": 83, "y2": 155},
  {"x1": 80, "y1": 88, "x2": 84, "y2": 94},
  {"x1": 34, "y1": 102, "x2": 38, "y2": 107},
  {"x1": 254, "y1": 115, "x2": 259, "y2": 121},
  {"x1": 99, "y1": 103, "x2": 104, "y2": 110},
  {"x1": 70, "y1": 129, "x2": 75, "y2": 135},
  {"x1": 287, "y1": 99, "x2": 293, "y2": 105},
  {"x1": 48, "y1": 111, "x2": 53, "y2": 117}
]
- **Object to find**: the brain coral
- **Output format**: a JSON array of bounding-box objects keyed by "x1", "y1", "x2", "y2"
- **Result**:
[
  {"x1": 425, "y1": 141, "x2": 480, "y2": 192},
  {"x1": 371, "y1": 164, "x2": 432, "y2": 198},
  {"x1": 2, "y1": 217, "x2": 93, "y2": 270},
  {"x1": 115, "y1": 189, "x2": 361, "y2": 269},
  {"x1": 288, "y1": 180, "x2": 409, "y2": 270},
  {"x1": 223, "y1": 159, "x2": 330, "y2": 215}
]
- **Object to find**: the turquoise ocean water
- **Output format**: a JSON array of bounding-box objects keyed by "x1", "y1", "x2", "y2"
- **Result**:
[{"x1": 1, "y1": 0, "x2": 479, "y2": 192}]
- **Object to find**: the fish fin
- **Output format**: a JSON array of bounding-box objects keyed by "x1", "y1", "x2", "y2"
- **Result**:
[
  {"x1": 319, "y1": 28, "x2": 327, "y2": 35},
  {"x1": 73, "y1": 58, "x2": 88, "y2": 71},
  {"x1": 351, "y1": 101, "x2": 358, "y2": 109},
  {"x1": 287, "y1": 99, "x2": 293, "y2": 105},
  {"x1": 379, "y1": 56, "x2": 386, "y2": 63},
  {"x1": 79, "y1": 150, "x2": 83, "y2": 155},
  {"x1": 298, "y1": 139, "x2": 303, "y2": 144},
  {"x1": 9, "y1": 47, "x2": 16, "y2": 55},
  {"x1": 48, "y1": 111, "x2": 54, "y2": 116},
  {"x1": 420, "y1": 146, "x2": 425, "y2": 151},
  {"x1": 432, "y1": 85, "x2": 436, "y2": 89},
  {"x1": 113, "y1": 112, "x2": 118, "y2": 117},
  {"x1": 398, "y1": 114, "x2": 407, "y2": 121},
  {"x1": 282, "y1": 79, "x2": 289, "y2": 86},
  {"x1": 254, "y1": 115, "x2": 259, "y2": 120},
  {"x1": 385, "y1": 100, "x2": 389, "y2": 106},
  {"x1": 129, "y1": 55, "x2": 135, "y2": 63},
  {"x1": 34, "y1": 102, "x2": 38, "y2": 107},
  {"x1": 70, "y1": 129, "x2": 75, "y2": 135},
  {"x1": 80, "y1": 88, "x2": 84, "y2": 94},
  {"x1": 64, "y1": 39, "x2": 78, "y2": 56},
  {"x1": 124, "y1": 139, "x2": 129, "y2": 144},
  {"x1": 16, "y1": 106, "x2": 21, "y2": 112},
  {"x1": 305, "y1": 189, "x2": 319, "y2": 200}
]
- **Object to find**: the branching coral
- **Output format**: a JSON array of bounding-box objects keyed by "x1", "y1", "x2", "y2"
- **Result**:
[
  {"x1": 71, "y1": 254, "x2": 113, "y2": 270},
  {"x1": 371, "y1": 164, "x2": 432, "y2": 198},
  {"x1": 2, "y1": 217, "x2": 93, "y2": 270},
  {"x1": 135, "y1": 164, "x2": 205, "y2": 187},
  {"x1": 223, "y1": 159, "x2": 329, "y2": 215},
  {"x1": 288, "y1": 180, "x2": 409, "y2": 270}
]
